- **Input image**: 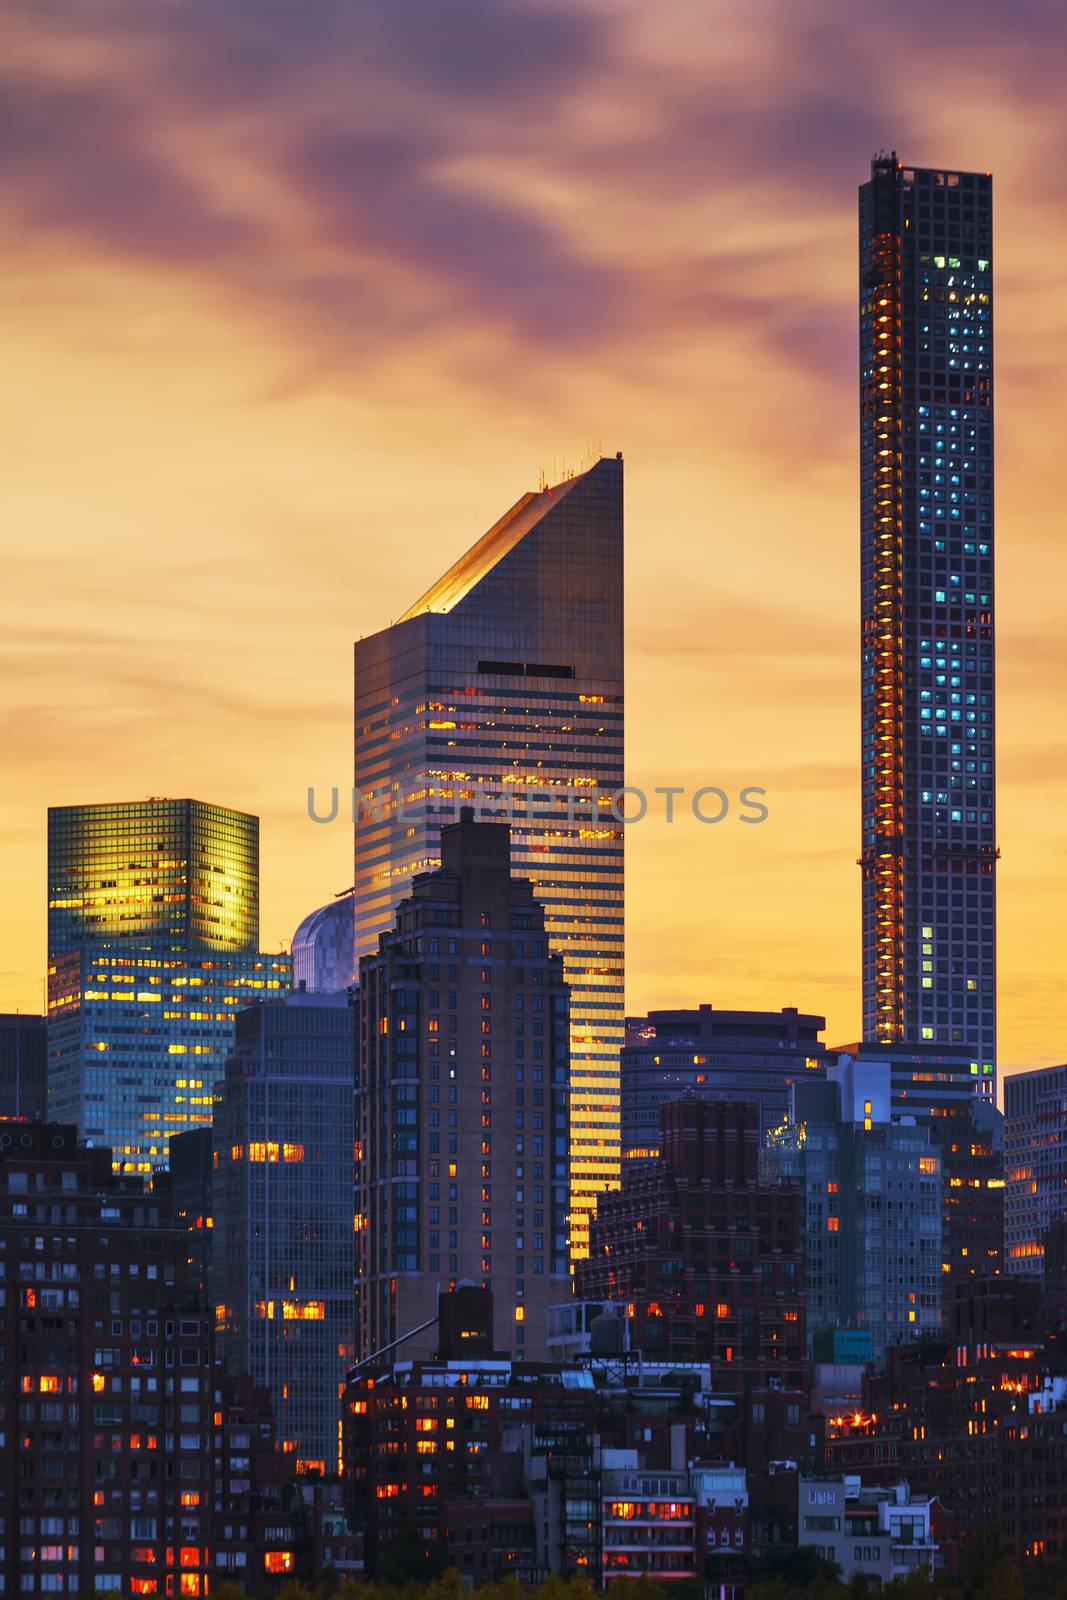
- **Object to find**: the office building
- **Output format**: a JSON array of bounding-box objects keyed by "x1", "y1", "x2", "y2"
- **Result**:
[
  {"x1": 835, "y1": 1041, "x2": 1004, "y2": 1293},
  {"x1": 354, "y1": 456, "x2": 623, "y2": 1256},
  {"x1": 356, "y1": 812, "x2": 569, "y2": 1361},
  {"x1": 859, "y1": 157, "x2": 996, "y2": 1091},
  {"x1": 46, "y1": 796, "x2": 289, "y2": 1170},
  {"x1": 47, "y1": 947, "x2": 291, "y2": 1173},
  {"x1": 621, "y1": 1005, "x2": 826, "y2": 1158},
  {"x1": 0, "y1": 1011, "x2": 48, "y2": 1119},
  {"x1": 837, "y1": 1038, "x2": 983, "y2": 1121},
  {"x1": 48, "y1": 798, "x2": 259, "y2": 955},
  {"x1": 763, "y1": 1057, "x2": 942, "y2": 1364},
  {"x1": 291, "y1": 893, "x2": 354, "y2": 993},
  {"x1": 213, "y1": 991, "x2": 357, "y2": 1475},
  {"x1": 577, "y1": 1097, "x2": 806, "y2": 1390},
  {"x1": 1004, "y1": 1063, "x2": 1067, "y2": 1274}
]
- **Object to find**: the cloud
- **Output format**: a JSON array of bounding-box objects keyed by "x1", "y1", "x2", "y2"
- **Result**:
[
  {"x1": 2, "y1": 0, "x2": 1067, "y2": 1068},
  {"x1": 0, "y1": 77, "x2": 254, "y2": 260}
]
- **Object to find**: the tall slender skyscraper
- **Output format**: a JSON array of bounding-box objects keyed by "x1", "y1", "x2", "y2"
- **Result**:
[
  {"x1": 859, "y1": 157, "x2": 996, "y2": 1095},
  {"x1": 354, "y1": 456, "x2": 623, "y2": 1255}
]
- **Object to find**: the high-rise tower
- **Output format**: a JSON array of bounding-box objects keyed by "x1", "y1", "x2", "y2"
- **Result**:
[
  {"x1": 356, "y1": 814, "x2": 570, "y2": 1358},
  {"x1": 354, "y1": 456, "x2": 623, "y2": 1255},
  {"x1": 859, "y1": 157, "x2": 996, "y2": 1095},
  {"x1": 46, "y1": 798, "x2": 290, "y2": 1170},
  {"x1": 48, "y1": 799, "x2": 259, "y2": 955}
]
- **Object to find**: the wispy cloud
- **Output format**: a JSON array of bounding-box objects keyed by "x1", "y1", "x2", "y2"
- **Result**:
[{"x1": 2, "y1": 0, "x2": 1066, "y2": 1070}]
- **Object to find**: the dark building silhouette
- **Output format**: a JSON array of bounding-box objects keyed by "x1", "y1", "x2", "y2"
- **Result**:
[
  {"x1": 213, "y1": 991, "x2": 356, "y2": 1475},
  {"x1": 168, "y1": 1125, "x2": 215, "y2": 1293},
  {"x1": 0, "y1": 1121, "x2": 360, "y2": 1597},
  {"x1": 859, "y1": 157, "x2": 996, "y2": 1092},
  {"x1": 356, "y1": 813, "x2": 569, "y2": 1362},
  {"x1": 826, "y1": 1278, "x2": 1063, "y2": 1562},
  {"x1": 621, "y1": 1005, "x2": 826, "y2": 1158},
  {"x1": 0, "y1": 1012, "x2": 47, "y2": 1119},
  {"x1": 1005, "y1": 1062, "x2": 1067, "y2": 1274},
  {"x1": 0, "y1": 1123, "x2": 210, "y2": 1598},
  {"x1": 764, "y1": 1058, "x2": 943, "y2": 1363},
  {"x1": 577, "y1": 1097, "x2": 806, "y2": 1389},
  {"x1": 1043, "y1": 1217, "x2": 1067, "y2": 1332}
]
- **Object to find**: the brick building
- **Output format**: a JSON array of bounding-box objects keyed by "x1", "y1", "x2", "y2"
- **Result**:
[
  {"x1": 356, "y1": 814, "x2": 570, "y2": 1362},
  {"x1": 0, "y1": 1122, "x2": 358, "y2": 1599},
  {"x1": 577, "y1": 1097, "x2": 806, "y2": 1389}
]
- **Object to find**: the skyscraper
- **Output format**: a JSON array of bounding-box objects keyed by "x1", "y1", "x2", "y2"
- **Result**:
[
  {"x1": 859, "y1": 157, "x2": 996, "y2": 1093},
  {"x1": 213, "y1": 991, "x2": 356, "y2": 1474},
  {"x1": 48, "y1": 799, "x2": 259, "y2": 955},
  {"x1": 356, "y1": 813, "x2": 570, "y2": 1361},
  {"x1": 46, "y1": 798, "x2": 289, "y2": 1170},
  {"x1": 354, "y1": 456, "x2": 623, "y2": 1255}
]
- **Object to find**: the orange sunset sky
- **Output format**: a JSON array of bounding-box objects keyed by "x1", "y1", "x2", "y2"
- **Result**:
[{"x1": 2, "y1": 0, "x2": 1066, "y2": 1086}]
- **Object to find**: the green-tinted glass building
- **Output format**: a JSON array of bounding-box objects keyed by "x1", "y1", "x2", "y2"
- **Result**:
[
  {"x1": 48, "y1": 798, "x2": 259, "y2": 955},
  {"x1": 46, "y1": 798, "x2": 289, "y2": 1172},
  {"x1": 354, "y1": 457, "x2": 623, "y2": 1259}
]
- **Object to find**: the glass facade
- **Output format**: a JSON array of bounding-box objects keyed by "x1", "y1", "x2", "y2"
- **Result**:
[
  {"x1": 621, "y1": 1005, "x2": 826, "y2": 1159},
  {"x1": 354, "y1": 456, "x2": 624, "y2": 1257},
  {"x1": 45, "y1": 797, "x2": 287, "y2": 1170},
  {"x1": 1004, "y1": 1064, "x2": 1067, "y2": 1275},
  {"x1": 48, "y1": 798, "x2": 259, "y2": 955},
  {"x1": 291, "y1": 894, "x2": 355, "y2": 993},
  {"x1": 859, "y1": 158, "x2": 996, "y2": 1095},
  {"x1": 763, "y1": 1059, "x2": 943, "y2": 1365},
  {"x1": 212, "y1": 992, "x2": 356, "y2": 1475},
  {"x1": 47, "y1": 947, "x2": 291, "y2": 1171}
]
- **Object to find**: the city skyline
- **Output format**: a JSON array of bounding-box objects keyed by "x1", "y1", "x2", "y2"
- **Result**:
[{"x1": 2, "y1": 2, "x2": 1066, "y2": 1079}]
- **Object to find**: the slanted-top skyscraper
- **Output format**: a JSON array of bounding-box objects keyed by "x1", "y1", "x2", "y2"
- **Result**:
[
  {"x1": 354, "y1": 456, "x2": 623, "y2": 1255},
  {"x1": 859, "y1": 157, "x2": 996, "y2": 1094}
]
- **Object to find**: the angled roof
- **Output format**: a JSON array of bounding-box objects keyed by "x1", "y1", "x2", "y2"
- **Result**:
[{"x1": 397, "y1": 469, "x2": 589, "y2": 622}]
